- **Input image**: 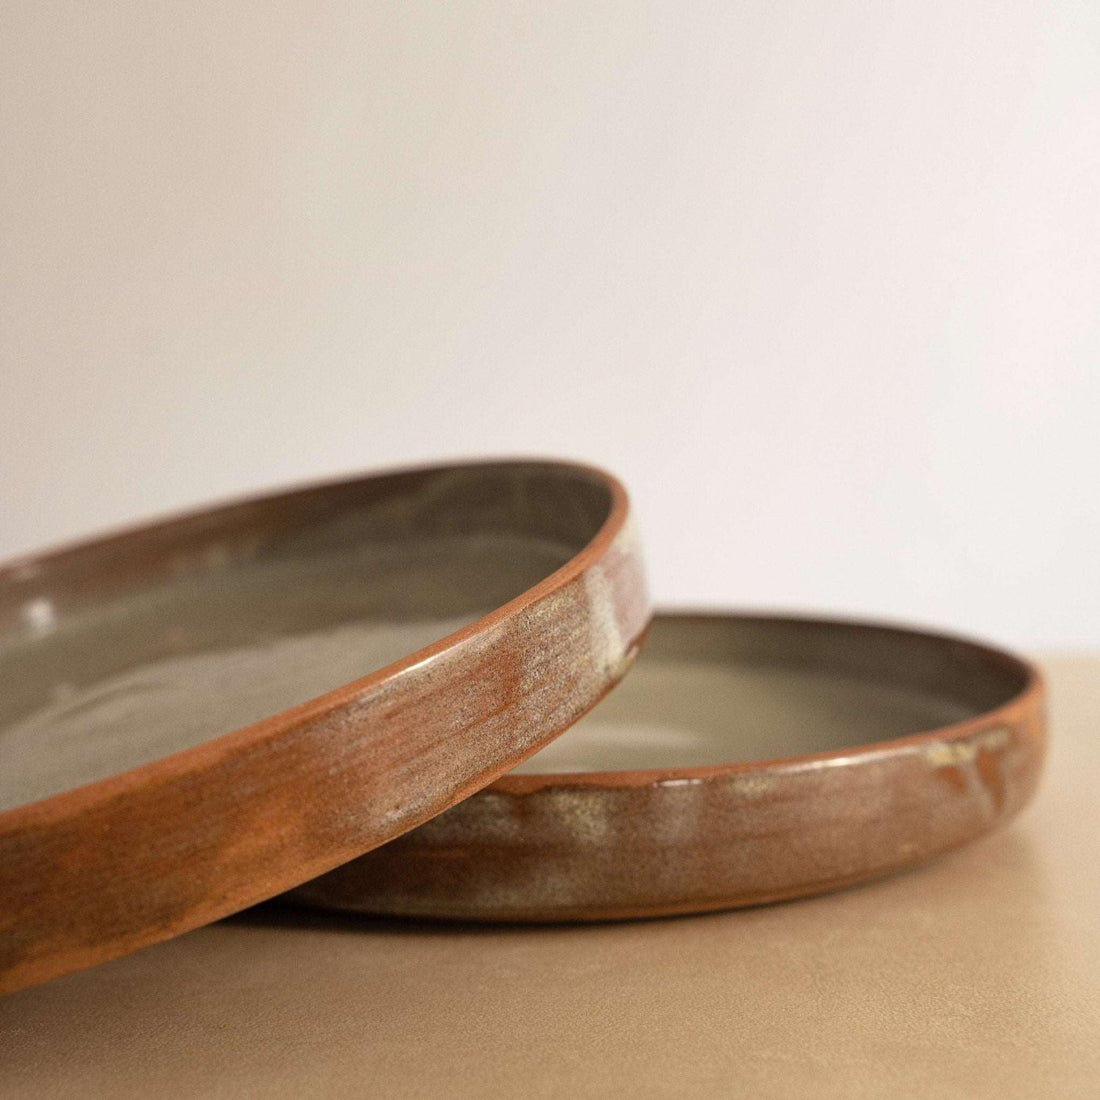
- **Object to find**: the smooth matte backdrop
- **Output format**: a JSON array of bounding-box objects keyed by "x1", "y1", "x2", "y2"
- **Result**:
[{"x1": 2, "y1": 2, "x2": 1097, "y2": 647}]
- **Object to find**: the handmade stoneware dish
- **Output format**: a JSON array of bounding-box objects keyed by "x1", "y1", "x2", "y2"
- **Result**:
[
  {"x1": 290, "y1": 611, "x2": 1046, "y2": 921},
  {"x1": 0, "y1": 460, "x2": 648, "y2": 993}
]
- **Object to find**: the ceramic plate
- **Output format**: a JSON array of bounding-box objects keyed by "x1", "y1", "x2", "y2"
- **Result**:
[
  {"x1": 290, "y1": 611, "x2": 1045, "y2": 921},
  {"x1": 0, "y1": 460, "x2": 648, "y2": 991}
]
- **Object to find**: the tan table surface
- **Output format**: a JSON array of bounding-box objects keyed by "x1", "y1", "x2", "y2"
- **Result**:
[{"x1": 2, "y1": 655, "x2": 1098, "y2": 1098}]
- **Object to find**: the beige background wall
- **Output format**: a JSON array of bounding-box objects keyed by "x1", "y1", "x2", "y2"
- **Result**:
[{"x1": 2, "y1": 2, "x2": 1097, "y2": 647}]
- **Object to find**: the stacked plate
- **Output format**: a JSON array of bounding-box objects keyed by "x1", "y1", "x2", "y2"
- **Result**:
[{"x1": 0, "y1": 461, "x2": 1045, "y2": 993}]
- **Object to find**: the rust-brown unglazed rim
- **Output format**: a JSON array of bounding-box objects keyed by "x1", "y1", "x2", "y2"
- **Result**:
[
  {"x1": 0, "y1": 460, "x2": 649, "y2": 993},
  {"x1": 289, "y1": 611, "x2": 1046, "y2": 923}
]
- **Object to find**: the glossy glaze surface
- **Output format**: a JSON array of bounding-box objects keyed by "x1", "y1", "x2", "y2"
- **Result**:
[
  {"x1": 0, "y1": 461, "x2": 649, "y2": 992},
  {"x1": 291, "y1": 612, "x2": 1045, "y2": 921}
]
